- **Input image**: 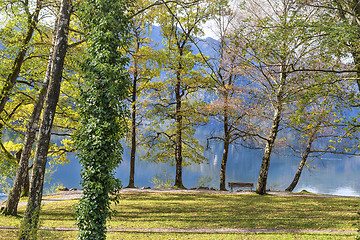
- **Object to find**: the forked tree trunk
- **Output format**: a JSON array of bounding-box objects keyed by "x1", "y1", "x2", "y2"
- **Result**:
[
  {"x1": 18, "y1": 0, "x2": 71, "y2": 238},
  {"x1": 2, "y1": 20, "x2": 57, "y2": 216},
  {"x1": 0, "y1": 0, "x2": 42, "y2": 115},
  {"x1": 286, "y1": 129, "x2": 317, "y2": 192}
]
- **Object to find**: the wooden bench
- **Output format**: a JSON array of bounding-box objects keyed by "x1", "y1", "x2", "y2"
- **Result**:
[{"x1": 228, "y1": 182, "x2": 254, "y2": 192}]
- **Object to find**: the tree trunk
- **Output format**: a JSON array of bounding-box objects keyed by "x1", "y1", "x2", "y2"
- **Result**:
[
  {"x1": 256, "y1": 106, "x2": 282, "y2": 195},
  {"x1": 2, "y1": 18, "x2": 57, "y2": 216},
  {"x1": 220, "y1": 133, "x2": 230, "y2": 191},
  {"x1": 220, "y1": 94, "x2": 230, "y2": 191},
  {"x1": 127, "y1": 41, "x2": 139, "y2": 189},
  {"x1": 21, "y1": 169, "x2": 30, "y2": 198},
  {"x1": 286, "y1": 129, "x2": 317, "y2": 192},
  {"x1": 0, "y1": 0, "x2": 42, "y2": 115},
  {"x1": 16, "y1": 149, "x2": 29, "y2": 198},
  {"x1": 174, "y1": 51, "x2": 185, "y2": 189},
  {"x1": 256, "y1": 63, "x2": 286, "y2": 195},
  {"x1": 18, "y1": 0, "x2": 71, "y2": 238}
]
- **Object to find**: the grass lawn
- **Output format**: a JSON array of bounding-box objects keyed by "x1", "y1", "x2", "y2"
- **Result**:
[
  {"x1": 0, "y1": 191, "x2": 358, "y2": 239},
  {"x1": 0, "y1": 229, "x2": 354, "y2": 239}
]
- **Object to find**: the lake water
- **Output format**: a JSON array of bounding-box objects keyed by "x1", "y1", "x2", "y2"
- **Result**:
[
  {"x1": 46, "y1": 143, "x2": 360, "y2": 197},
  {"x1": 0, "y1": 193, "x2": 6, "y2": 203},
  {"x1": 1, "y1": 140, "x2": 359, "y2": 202}
]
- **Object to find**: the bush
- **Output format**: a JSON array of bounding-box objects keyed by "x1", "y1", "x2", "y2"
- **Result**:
[{"x1": 152, "y1": 171, "x2": 174, "y2": 189}]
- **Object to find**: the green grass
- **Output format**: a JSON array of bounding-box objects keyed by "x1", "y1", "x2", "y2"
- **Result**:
[
  {"x1": 0, "y1": 229, "x2": 354, "y2": 239},
  {"x1": 108, "y1": 192, "x2": 359, "y2": 230},
  {"x1": 0, "y1": 191, "x2": 358, "y2": 239}
]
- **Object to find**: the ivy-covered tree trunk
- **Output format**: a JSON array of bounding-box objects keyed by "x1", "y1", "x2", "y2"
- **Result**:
[
  {"x1": 75, "y1": 0, "x2": 132, "y2": 238},
  {"x1": 2, "y1": 19, "x2": 57, "y2": 216},
  {"x1": 286, "y1": 129, "x2": 317, "y2": 192},
  {"x1": 18, "y1": 0, "x2": 72, "y2": 238},
  {"x1": 0, "y1": 0, "x2": 42, "y2": 115}
]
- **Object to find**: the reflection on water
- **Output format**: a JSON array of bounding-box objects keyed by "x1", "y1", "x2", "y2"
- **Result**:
[
  {"x1": 329, "y1": 187, "x2": 360, "y2": 197},
  {"x1": 45, "y1": 143, "x2": 360, "y2": 197},
  {"x1": 2, "y1": 140, "x2": 360, "y2": 200}
]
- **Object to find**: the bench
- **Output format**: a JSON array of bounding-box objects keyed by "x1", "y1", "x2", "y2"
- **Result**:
[{"x1": 228, "y1": 182, "x2": 254, "y2": 192}]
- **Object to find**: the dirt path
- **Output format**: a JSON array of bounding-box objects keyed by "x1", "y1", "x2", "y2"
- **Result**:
[{"x1": 0, "y1": 225, "x2": 357, "y2": 234}]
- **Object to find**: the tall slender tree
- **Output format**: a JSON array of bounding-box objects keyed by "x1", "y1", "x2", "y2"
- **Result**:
[
  {"x1": 2, "y1": 14, "x2": 59, "y2": 216},
  {"x1": 204, "y1": 0, "x2": 254, "y2": 191},
  {"x1": 231, "y1": 0, "x2": 322, "y2": 194},
  {"x1": 18, "y1": 0, "x2": 72, "y2": 237},
  {"x1": 126, "y1": 0, "x2": 159, "y2": 188},
  {"x1": 143, "y1": 0, "x2": 210, "y2": 188}
]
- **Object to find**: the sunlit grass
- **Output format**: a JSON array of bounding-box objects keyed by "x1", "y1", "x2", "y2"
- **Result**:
[
  {"x1": 107, "y1": 192, "x2": 359, "y2": 230},
  {"x1": 0, "y1": 191, "x2": 358, "y2": 239}
]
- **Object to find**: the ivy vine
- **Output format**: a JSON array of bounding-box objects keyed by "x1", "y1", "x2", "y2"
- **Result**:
[{"x1": 75, "y1": 0, "x2": 132, "y2": 238}]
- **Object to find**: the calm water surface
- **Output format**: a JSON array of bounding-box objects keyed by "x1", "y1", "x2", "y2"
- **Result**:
[
  {"x1": 48, "y1": 144, "x2": 360, "y2": 197},
  {"x1": 1, "y1": 142, "x2": 359, "y2": 202}
]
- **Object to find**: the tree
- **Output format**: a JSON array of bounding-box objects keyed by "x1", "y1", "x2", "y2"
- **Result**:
[
  {"x1": 204, "y1": 0, "x2": 250, "y2": 190},
  {"x1": 284, "y1": 81, "x2": 348, "y2": 192},
  {"x1": 231, "y1": 0, "x2": 323, "y2": 194},
  {"x1": 283, "y1": 2, "x2": 360, "y2": 234},
  {"x1": 0, "y1": 0, "x2": 43, "y2": 116},
  {"x1": 74, "y1": 0, "x2": 132, "y2": 238},
  {"x1": 2, "y1": 13, "x2": 60, "y2": 216},
  {"x1": 18, "y1": 0, "x2": 72, "y2": 237},
  {"x1": 142, "y1": 0, "x2": 210, "y2": 189},
  {"x1": 1, "y1": 8, "x2": 83, "y2": 215},
  {"x1": 0, "y1": 0, "x2": 47, "y2": 193},
  {"x1": 316, "y1": 0, "x2": 360, "y2": 89},
  {"x1": 126, "y1": 0, "x2": 160, "y2": 188}
]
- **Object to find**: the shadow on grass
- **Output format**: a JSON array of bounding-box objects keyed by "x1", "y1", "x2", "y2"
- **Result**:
[
  {"x1": 0, "y1": 192, "x2": 357, "y2": 232},
  {"x1": 109, "y1": 192, "x2": 359, "y2": 230}
]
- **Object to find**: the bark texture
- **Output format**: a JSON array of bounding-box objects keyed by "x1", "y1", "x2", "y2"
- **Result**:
[
  {"x1": 256, "y1": 72, "x2": 285, "y2": 195},
  {"x1": 256, "y1": 106, "x2": 282, "y2": 195},
  {"x1": 18, "y1": 0, "x2": 71, "y2": 238}
]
